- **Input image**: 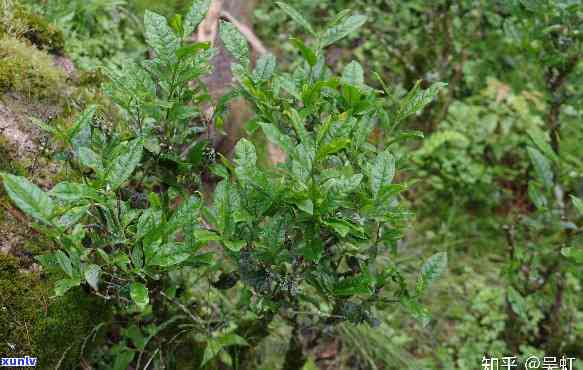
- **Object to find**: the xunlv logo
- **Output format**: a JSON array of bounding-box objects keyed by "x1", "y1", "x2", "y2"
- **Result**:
[{"x1": 1, "y1": 356, "x2": 37, "y2": 367}]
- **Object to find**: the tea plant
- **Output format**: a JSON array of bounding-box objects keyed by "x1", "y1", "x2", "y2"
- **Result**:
[
  {"x1": 1, "y1": 1, "x2": 448, "y2": 368},
  {"x1": 502, "y1": 129, "x2": 583, "y2": 356},
  {"x1": 207, "y1": 3, "x2": 447, "y2": 368}
]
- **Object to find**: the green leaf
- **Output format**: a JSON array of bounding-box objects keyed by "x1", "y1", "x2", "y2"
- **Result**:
[
  {"x1": 219, "y1": 21, "x2": 250, "y2": 67},
  {"x1": 113, "y1": 350, "x2": 135, "y2": 370},
  {"x1": 401, "y1": 298, "x2": 431, "y2": 327},
  {"x1": 527, "y1": 147, "x2": 554, "y2": 190},
  {"x1": 51, "y1": 182, "x2": 99, "y2": 202},
  {"x1": 176, "y1": 42, "x2": 210, "y2": 59},
  {"x1": 333, "y1": 275, "x2": 372, "y2": 296},
  {"x1": 54, "y1": 278, "x2": 81, "y2": 297},
  {"x1": 416, "y1": 252, "x2": 447, "y2": 295},
  {"x1": 55, "y1": 250, "x2": 74, "y2": 277},
  {"x1": 84, "y1": 264, "x2": 101, "y2": 290},
  {"x1": 528, "y1": 182, "x2": 547, "y2": 210},
  {"x1": 137, "y1": 208, "x2": 162, "y2": 241},
  {"x1": 1, "y1": 173, "x2": 54, "y2": 224},
  {"x1": 296, "y1": 199, "x2": 314, "y2": 215},
  {"x1": 70, "y1": 105, "x2": 96, "y2": 149},
  {"x1": 290, "y1": 38, "x2": 317, "y2": 66},
  {"x1": 253, "y1": 53, "x2": 277, "y2": 82},
  {"x1": 507, "y1": 287, "x2": 528, "y2": 321},
  {"x1": 275, "y1": 2, "x2": 316, "y2": 36},
  {"x1": 260, "y1": 123, "x2": 295, "y2": 156},
  {"x1": 398, "y1": 81, "x2": 447, "y2": 122},
  {"x1": 144, "y1": 10, "x2": 179, "y2": 63},
  {"x1": 148, "y1": 243, "x2": 191, "y2": 267},
  {"x1": 202, "y1": 334, "x2": 248, "y2": 366},
  {"x1": 369, "y1": 150, "x2": 396, "y2": 197},
  {"x1": 35, "y1": 253, "x2": 60, "y2": 272},
  {"x1": 527, "y1": 128, "x2": 559, "y2": 162},
  {"x1": 58, "y1": 206, "x2": 89, "y2": 228},
  {"x1": 224, "y1": 240, "x2": 246, "y2": 252},
  {"x1": 561, "y1": 247, "x2": 583, "y2": 263},
  {"x1": 213, "y1": 181, "x2": 236, "y2": 237},
  {"x1": 78, "y1": 147, "x2": 103, "y2": 175},
  {"x1": 321, "y1": 15, "x2": 367, "y2": 47},
  {"x1": 287, "y1": 108, "x2": 310, "y2": 145},
  {"x1": 234, "y1": 139, "x2": 257, "y2": 167},
  {"x1": 183, "y1": 0, "x2": 211, "y2": 37},
  {"x1": 316, "y1": 138, "x2": 350, "y2": 162},
  {"x1": 106, "y1": 138, "x2": 144, "y2": 190},
  {"x1": 130, "y1": 282, "x2": 149, "y2": 310},
  {"x1": 570, "y1": 195, "x2": 583, "y2": 216},
  {"x1": 342, "y1": 61, "x2": 364, "y2": 86}
]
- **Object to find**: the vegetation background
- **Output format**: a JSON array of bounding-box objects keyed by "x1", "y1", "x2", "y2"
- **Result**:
[{"x1": 0, "y1": 0, "x2": 581, "y2": 369}]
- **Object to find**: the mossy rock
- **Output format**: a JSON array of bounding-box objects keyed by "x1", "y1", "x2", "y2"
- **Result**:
[
  {"x1": 0, "y1": 36, "x2": 67, "y2": 99},
  {"x1": 0, "y1": 2, "x2": 65, "y2": 54},
  {"x1": 0, "y1": 254, "x2": 111, "y2": 369}
]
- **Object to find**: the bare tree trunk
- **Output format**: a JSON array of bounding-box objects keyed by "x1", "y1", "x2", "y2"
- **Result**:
[{"x1": 194, "y1": 0, "x2": 259, "y2": 156}]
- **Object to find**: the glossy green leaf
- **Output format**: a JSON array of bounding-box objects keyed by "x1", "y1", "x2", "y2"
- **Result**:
[
  {"x1": 275, "y1": 2, "x2": 316, "y2": 36},
  {"x1": 398, "y1": 81, "x2": 447, "y2": 122},
  {"x1": 527, "y1": 147, "x2": 554, "y2": 190},
  {"x1": 369, "y1": 150, "x2": 396, "y2": 197},
  {"x1": 219, "y1": 21, "x2": 249, "y2": 67},
  {"x1": 253, "y1": 53, "x2": 277, "y2": 82},
  {"x1": 78, "y1": 147, "x2": 104, "y2": 175},
  {"x1": 84, "y1": 264, "x2": 101, "y2": 290},
  {"x1": 234, "y1": 138, "x2": 257, "y2": 167},
  {"x1": 296, "y1": 199, "x2": 314, "y2": 215},
  {"x1": 401, "y1": 298, "x2": 431, "y2": 327},
  {"x1": 571, "y1": 195, "x2": 583, "y2": 216},
  {"x1": 321, "y1": 15, "x2": 367, "y2": 47},
  {"x1": 260, "y1": 123, "x2": 295, "y2": 156},
  {"x1": 51, "y1": 182, "x2": 99, "y2": 202},
  {"x1": 183, "y1": 0, "x2": 211, "y2": 37},
  {"x1": 527, "y1": 128, "x2": 559, "y2": 162},
  {"x1": 561, "y1": 247, "x2": 583, "y2": 263},
  {"x1": 54, "y1": 278, "x2": 81, "y2": 297},
  {"x1": 58, "y1": 205, "x2": 90, "y2": 228},
  {"x1": 144, "y1": 10, "x2": 179, "y2": 63},
  {"x1": 416, "y1": 252, "x2": 447, "y2": 295},
  {"x1": 130, "y1": 282, "x2": 149, "y2": 310},
  {"x1": 342, "y1": 61, "x2": 364, "y2": 86},
  {"x1": 1, "y1": 173, "x2": 54, "y2": 224},
  {"x1": 70, "y1": 105, "x2": 96, "y2": 149},
  {"x1": 113, "y1": 350, "x2": 135, "y2": 370},
  {"x1": 55, "y1": 250, "x2": 74, "y2": 277},
  {"x1": 106, "y1": 138, "x2": 144, "y2": 190},
  {"x1": 202, "y1": 333, "x2": 248, "y2": 366},
  {"x1": 333, "y1": 275, "x2": 372, "y2": 296},
  {"x1": 528, "y1": 182, "x2": 547, "y2": 210},
  {"x1": 290, "y1": 38, "x2": 317, "y2": 66}
]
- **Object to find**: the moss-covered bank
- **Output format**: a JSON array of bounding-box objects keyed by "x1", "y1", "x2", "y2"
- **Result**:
[{"x1": 0, "y1": 254, "x2": 111, "y2": 369}]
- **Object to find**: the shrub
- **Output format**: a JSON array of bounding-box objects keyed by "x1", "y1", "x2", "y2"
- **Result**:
[{"x1": 1, "y1": 2, "x2": 448, "y2": 368}]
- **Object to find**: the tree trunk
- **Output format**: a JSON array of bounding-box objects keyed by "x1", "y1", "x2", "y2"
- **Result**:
[{"x1": 196, "y1": 0, "x2": 259, "y2": 156}]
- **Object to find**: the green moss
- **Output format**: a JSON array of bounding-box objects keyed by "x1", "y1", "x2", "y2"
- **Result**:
[
  {"x1": 0, "y1": 254, "x2": 111, "y2": 368},
  {"x1": 0, "y1": 36, "x2": 66, "y2": 99},
  {"x1": 17, "y1": 7, "x2": 65, "y2": 54},
  {"x1": 0, "y1": 2, "x2": 64, "y2": 53}
]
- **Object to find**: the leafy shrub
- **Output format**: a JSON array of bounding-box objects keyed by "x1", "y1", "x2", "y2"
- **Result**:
[
  {"x1": 413, "y1": 79, "x2": 547, "y2": 208},
  {"x1": 1, "y1": 1, "x2": 448, "y2": 368}
]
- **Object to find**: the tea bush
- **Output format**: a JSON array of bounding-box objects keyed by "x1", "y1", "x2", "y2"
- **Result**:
[{"x1": 1, "y1": 2, "x2": 448, "y2": 368}]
